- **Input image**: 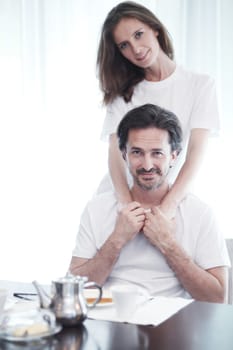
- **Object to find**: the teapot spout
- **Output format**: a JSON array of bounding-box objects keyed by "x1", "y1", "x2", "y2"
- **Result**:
[{"x1": 32, "y1": 280, "x2": 52, "y2": 309}]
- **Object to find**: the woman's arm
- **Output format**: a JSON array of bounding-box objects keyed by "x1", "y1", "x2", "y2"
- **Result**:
[
  {"x1": 109, "y1": 133, "x2": 132, "y2": 205},
  {"x1": 160, "y1": 128, "x2": 210, "y2": 218}
]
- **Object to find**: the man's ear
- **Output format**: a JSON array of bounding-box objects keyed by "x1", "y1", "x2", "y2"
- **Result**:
[
  {"x1": 122, "y1": 149, "x2": 126, "y2": 160},
  {"x1": 170, "y1": 150, "x2": 178, "y2": 167}
]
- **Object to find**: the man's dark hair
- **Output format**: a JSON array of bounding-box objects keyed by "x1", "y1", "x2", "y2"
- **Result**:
[{"x1": 117, "y1": 103, "x2": 182, "y2": 153}]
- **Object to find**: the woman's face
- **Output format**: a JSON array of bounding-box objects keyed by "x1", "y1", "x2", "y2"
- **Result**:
[{"x1": 113, "y1": 17, "x2": 160, "y2": 69}]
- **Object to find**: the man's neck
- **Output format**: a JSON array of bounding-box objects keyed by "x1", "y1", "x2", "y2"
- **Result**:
[{"x1": 131, "y1": 182, "x2": 170, "y2": 209}]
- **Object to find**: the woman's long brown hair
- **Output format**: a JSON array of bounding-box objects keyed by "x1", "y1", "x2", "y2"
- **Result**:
[{"x1": 97, "y1": 1, "x2": 174, "y2": 105}]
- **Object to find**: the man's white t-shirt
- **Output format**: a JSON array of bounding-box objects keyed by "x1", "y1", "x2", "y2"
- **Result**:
[
  {"x1": 100, "y1": 65, "x2": 220, "y2": 183},
  {"x1": 72, "y1": 191, "x2": 229, "y2": 299}
]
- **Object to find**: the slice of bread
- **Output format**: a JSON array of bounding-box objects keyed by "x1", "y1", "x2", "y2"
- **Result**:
[{"x1": 13, "y1": 323, "x2": 49, "y2": 337}]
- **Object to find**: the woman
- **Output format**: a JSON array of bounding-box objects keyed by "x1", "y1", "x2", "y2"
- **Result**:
[{"x1": 97, "y1": 1, "x2": 219, "y2": 218}]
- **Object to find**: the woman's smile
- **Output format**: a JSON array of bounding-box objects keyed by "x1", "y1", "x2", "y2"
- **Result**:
[{"x1": 136, "y1": 49, "x2": 151, "y2": 62}]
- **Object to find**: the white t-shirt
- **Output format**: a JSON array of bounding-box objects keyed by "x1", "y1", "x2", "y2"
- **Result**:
[
  {"x1": 100, "y1": 65, "x2": 220, "y2": 183},
  {"x1": 72, "y1": 191, "x2": 229, "y2": 299}
]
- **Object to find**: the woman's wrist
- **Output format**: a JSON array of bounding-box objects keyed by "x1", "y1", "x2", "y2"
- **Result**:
[
  {"x1": 116, "y1": 193, "x2": 133, "y2": 208},
  {"x1": 160, "y1": 197, "x2": 178, "y2": 219}
]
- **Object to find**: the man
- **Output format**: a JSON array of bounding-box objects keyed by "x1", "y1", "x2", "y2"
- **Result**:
[{"x1": 69, "y1": 104, "x2": 229, "y2": 302}]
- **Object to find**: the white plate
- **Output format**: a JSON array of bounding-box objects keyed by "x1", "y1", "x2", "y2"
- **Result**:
[
  {"x1": 86, "y1": 298, "x2": 113, "y2": 308},
  {"x1": 0, "y1": 324, "x2": 62, "y2": 342},
  {"x1": 85, "y1": 290, "x2": 113, "y2": 309},
  {"x1": 95, "y1": 301, "x2": 114, "y2": 308}
]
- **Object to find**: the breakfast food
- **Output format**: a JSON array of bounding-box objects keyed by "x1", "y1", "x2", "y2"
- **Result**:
[
  {"x1": 84, "y1": 288, "x2": 113, "y2": 304},
  {"x1": 13, "y1": 323, "x2": 49, "y2": 337},
  {"x1": 86, "y1": 297, "x2": 113, "y2": 304}
]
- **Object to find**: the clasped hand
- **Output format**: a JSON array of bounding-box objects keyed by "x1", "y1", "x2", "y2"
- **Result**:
[{"x1": 115, "y1": 201, "x2": 175, "y2": 250}]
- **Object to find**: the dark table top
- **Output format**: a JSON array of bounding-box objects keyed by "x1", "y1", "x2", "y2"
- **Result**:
[{"x1": 1, "y1": 301, "x2": 233, "y2": 349}]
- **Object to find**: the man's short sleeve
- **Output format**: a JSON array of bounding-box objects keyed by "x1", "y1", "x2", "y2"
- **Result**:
[
  {"x1": 195, "y1": 205, "x2": 230, "y2": 269},
  {"x1": 72, "y1": 204, "x2": 97, "y2": 259}
]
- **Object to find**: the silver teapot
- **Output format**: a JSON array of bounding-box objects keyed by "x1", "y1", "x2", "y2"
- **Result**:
[{"x1": 33, "y1": 274, "x2": 102, "y2": 326}]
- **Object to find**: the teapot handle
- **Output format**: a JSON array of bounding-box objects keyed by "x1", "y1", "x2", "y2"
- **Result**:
[{"x1": 84, "y1": 281, "x2": 102, "y2": 308}]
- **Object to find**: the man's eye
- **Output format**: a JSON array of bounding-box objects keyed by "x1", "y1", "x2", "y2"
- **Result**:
[
  {"x1": 152, "y1": 151, "x2": 163, "y2": 158},
  {"x1": 135, "y1": 31, "x2": 143, "y2": 39},
  {"x1": 132, "y1": 150, "x2": 141, "y2": 155}
]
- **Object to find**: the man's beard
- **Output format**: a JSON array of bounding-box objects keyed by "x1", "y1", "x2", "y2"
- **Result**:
[{"x1": 133, "y1": 167, "x2": 166, "y2": 191}]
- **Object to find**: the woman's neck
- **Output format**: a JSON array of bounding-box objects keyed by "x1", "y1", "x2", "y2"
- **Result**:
[{"x1": 145, "y1": 51, "x2": 176, "y2": 82}]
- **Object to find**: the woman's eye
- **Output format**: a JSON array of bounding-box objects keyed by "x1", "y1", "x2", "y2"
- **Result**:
[
  {"x1": 135, "y1": 31, "x2": 143, "y2": 39},
  {"x1": 119, "y1": 42, "x2": 127, "y2": 50}
]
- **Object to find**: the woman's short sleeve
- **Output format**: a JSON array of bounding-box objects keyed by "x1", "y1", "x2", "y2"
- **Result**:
[
  {"x1": 189, "y1": 75, "x2": 220, "y2": 136},
  {"x1": 101, "y1": 97, "x2": 128, "y2": 141}
]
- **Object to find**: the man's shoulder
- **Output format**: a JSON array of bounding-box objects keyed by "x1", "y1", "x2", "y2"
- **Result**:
[
  {"x1": 179, "y1": 193, "x2": 213, "y2": 214},
  {"x1": 176, "y1": 193, "x2": 217, "y2": 229},
  {"x1": 81, "y1": 192, "x2": 118, "y2": 233},
  {"x1": 85, "y1": 191, "x2": 118, "y2": 214}
]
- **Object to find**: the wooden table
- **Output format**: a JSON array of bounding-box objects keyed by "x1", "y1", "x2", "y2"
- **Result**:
[{"x1": 1, "y1": 301, "x2": 233, "y2": 349}]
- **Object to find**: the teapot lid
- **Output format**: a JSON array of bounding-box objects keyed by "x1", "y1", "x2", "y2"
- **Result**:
[{"x1": 53, "y1": 273, "x2": 88, "y2": 284}]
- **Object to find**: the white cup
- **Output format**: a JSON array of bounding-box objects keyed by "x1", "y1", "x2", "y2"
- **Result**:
[
  {"x1": 0, "y1": 289, "x2": 8, "y2": 315},
  {"x1": 111, "y1": 284, "x2": 148, "y2": 321}
]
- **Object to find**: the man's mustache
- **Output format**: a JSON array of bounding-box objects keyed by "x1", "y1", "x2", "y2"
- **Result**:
[{"x1": 136, "y1": 168, "x2": 162, "y2": 176}]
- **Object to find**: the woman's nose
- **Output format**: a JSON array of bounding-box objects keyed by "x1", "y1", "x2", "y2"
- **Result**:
[{"x1": 131, "y1": 42, "x2": 141, "y2": 55}]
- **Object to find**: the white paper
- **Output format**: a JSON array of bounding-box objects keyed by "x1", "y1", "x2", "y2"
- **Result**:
[{"x1": 88, "y1": 296, "x2": 193, "y2": 326}]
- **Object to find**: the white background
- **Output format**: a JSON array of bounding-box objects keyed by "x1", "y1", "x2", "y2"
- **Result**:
[{"x1": 0, "y1": 0, "x2": 233, "y2": 283}]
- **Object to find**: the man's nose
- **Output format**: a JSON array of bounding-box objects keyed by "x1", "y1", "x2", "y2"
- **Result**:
[{"x1": 142, "y1": 155, "x2": 154, "y2": 170}]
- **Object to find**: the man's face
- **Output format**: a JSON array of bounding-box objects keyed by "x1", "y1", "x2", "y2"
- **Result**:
[{"x1": 125, "y1": 127, "x2": 177, "y2": 191}]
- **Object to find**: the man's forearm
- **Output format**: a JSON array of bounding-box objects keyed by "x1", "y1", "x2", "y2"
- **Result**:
[
  {"x1": 70, "y1": 234, "x2": 123, "y2": 286},
  {"x1": 71, "y1": 201, "x2": 145, "y2": 286},
  {"x1": 162, "y1": 240, "x2": 226, "y2": 303}
]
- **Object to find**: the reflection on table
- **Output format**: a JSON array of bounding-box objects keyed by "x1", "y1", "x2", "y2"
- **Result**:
[{"x1": 1, "y1": 301, "x2": 233, "y2": 350}]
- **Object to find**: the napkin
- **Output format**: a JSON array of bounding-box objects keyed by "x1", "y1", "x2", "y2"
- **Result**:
[{"x1": 88, "y1": 296, "x2": 193, "y2": 326}]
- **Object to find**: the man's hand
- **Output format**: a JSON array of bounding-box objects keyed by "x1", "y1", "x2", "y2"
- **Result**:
[
  {"x1": 113, "y1": 201, "x2": 146, "y2": 247},
  {"x1": 143, "y1": 206, "x2": 176, "y2": 253}
]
